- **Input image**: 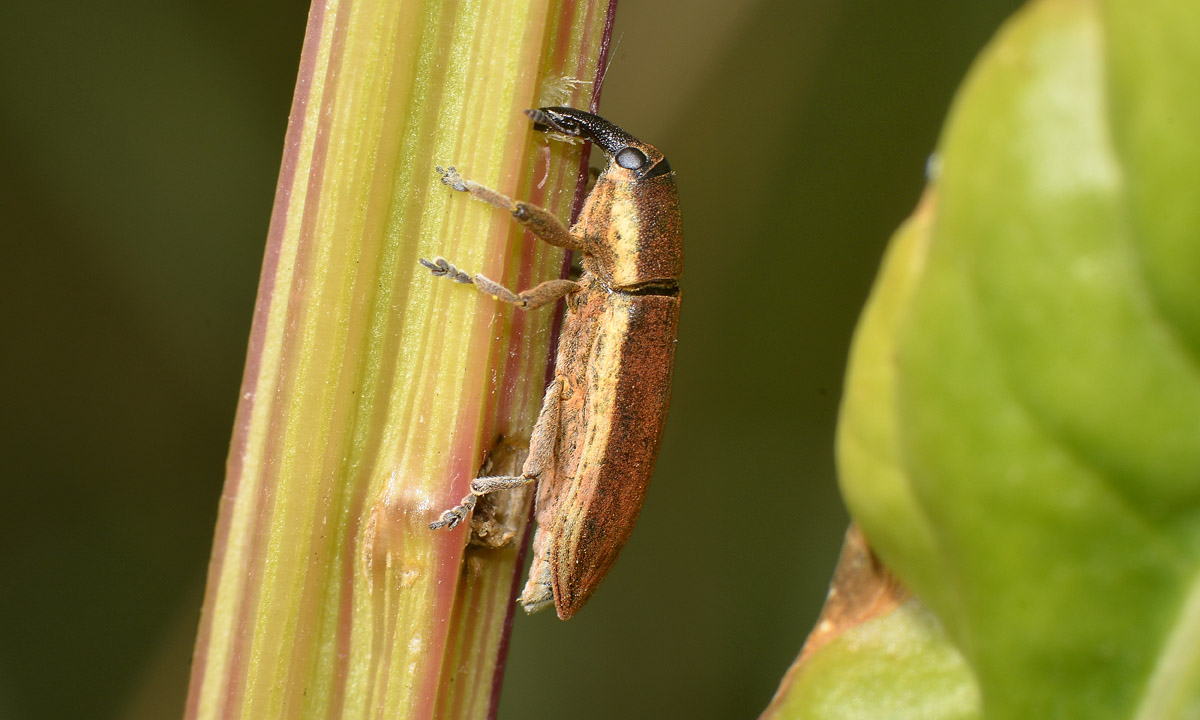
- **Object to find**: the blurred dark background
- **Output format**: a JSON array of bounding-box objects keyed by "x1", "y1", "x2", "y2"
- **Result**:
[{"x1": 0, "y1": 0, "x2": 1020, "y2": 717}]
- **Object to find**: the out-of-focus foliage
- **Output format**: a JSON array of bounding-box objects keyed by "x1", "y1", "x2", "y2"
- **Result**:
[
  {"x1": 762, "y1": 526, "x2": 979, "y2": 720},
  {"x1": 831, "y1": 0, "x2": 1200, "y2": 717}
]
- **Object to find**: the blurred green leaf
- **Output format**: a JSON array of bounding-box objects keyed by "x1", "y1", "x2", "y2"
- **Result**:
[
  {"x1": 830, "y1": 0, "x2": 1200, "y2": 717},
  {"x1": 772, "y1": 596, "x2": 980, "y2": 720},
  {"x1": 761, "y1": 527, "x2": 981, "y2": 720}
]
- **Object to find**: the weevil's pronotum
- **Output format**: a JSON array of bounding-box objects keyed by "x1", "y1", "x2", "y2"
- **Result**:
[{"x1": 423, "y1": 107, "x2": 682, "y2": 620}]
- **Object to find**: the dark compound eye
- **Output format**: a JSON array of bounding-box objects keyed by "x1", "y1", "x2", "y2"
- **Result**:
[{"x1": 615, "y1": 147, "x2": 647, "y2": 170}]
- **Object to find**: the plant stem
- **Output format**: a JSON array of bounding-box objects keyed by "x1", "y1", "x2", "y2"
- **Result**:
[{"x1": 185, "y1": 2, "x2": 616, "y2": 718}]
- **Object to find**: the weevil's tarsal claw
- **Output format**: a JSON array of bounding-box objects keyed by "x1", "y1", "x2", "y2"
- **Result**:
[
  {"x1": 428, "y1": 510, "x2": 462, "y2": 530},
  {"x1": 429, "y1": 493, "x2": 477, "y2": 530},
  {"x1": 419, "y1": 256, "x2": 473, "y2": 284},
  {"x1": 436, "y1": 165, "x2": 467, "y2": 192}
]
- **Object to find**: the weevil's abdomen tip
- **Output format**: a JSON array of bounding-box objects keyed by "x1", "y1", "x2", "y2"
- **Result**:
[{"x1": 549, "y1": 581, "x2": 595, "y2": 622}]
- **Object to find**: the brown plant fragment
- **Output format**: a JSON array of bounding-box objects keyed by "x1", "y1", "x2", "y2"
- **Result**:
[
  {"x1": 801, "y1": 524, "x2": 908, "y2": 662},
  {"x1": 759, "y1": 524, "x2": 910, "y2": 718}
]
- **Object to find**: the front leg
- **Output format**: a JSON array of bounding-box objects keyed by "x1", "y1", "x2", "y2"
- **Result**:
[{"x1": 437, "y1": 166, "x2": 586, "y2": 252}]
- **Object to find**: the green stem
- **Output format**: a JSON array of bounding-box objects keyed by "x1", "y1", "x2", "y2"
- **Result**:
[{"x1": 185, "y1": 2, "x2": 616, "y2": 718}]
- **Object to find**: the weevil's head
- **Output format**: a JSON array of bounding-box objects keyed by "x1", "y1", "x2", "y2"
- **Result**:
[
  {"x1": 525, "y1": 107, "x2": 672, "y2": 183},
  {"x1": 527, "y1": 107, "x2": 681, "y2": 288}
]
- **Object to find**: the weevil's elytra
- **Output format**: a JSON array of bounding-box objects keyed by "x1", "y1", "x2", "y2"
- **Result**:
[{"x1": 424, "y1": 107, "x2": 681, "y2": 620}]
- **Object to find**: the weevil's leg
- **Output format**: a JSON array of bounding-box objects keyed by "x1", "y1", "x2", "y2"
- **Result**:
[
  {"x1": 522, "y1": 376, "x2": 563, "y2": 480},
  {"x1": 429, "y1": 474, "x2": 539, "y2": 530},
  {"x1": 474, "y1": 274, "x2": 579, "y2": 310},
  {"x1": 517, "y1": 376, "x2": 565, "y2": 613},
  {"x1": 436, "y1": 166, "x2": 587, "y2": 251},
  {"x1": 420, "y1": 257, "x2": 579, "y2": 309},
  {"x1": 431, "y1": 379, "x2": 563, "y2": 532}
]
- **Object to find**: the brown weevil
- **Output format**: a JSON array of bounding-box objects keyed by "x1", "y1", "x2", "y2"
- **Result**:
[{"x1": 424, "y1": 107, "x2": 681, "y2": 620}]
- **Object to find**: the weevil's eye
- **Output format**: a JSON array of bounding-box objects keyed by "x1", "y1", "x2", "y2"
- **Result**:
[{"x1": 615, "y1": 147, "x2": 647, "y2": 171}]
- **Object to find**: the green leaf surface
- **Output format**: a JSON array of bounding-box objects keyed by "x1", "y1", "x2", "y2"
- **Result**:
[
  {"x1": 761, "y1": 527, "x2": 981, "y2": 720},
  {"x1": 771, "y1": 597, "x2": 981, "y2": 720},
  {"x1": 836, "y1": 0, "x2": 1200, "y2": 717}
]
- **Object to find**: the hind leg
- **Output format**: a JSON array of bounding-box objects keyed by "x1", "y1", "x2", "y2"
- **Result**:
[{"x1": 429, "y1": 378, "x2": 563, "y2": 530}]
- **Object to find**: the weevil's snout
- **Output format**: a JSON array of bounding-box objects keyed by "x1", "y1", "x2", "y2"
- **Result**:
[
  {"x1": 525, "y1": 107, "x2": 672, "y2": 180},
  {"x1": 525, "y1": 107, "x2": 590, "y2": 140}
]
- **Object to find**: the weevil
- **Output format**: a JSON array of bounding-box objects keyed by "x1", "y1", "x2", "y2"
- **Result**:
[{"x1": 424, "y1": 107, "x2": 681, "y2": 620}]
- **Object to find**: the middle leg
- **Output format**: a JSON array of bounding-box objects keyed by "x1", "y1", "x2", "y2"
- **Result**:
[{"x1": 419, "y1": 257, "x2": 578, "y2": 309}]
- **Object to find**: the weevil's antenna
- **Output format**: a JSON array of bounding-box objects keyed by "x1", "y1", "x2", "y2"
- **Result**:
[{"x1": 594, "y1": 33, "x2": 622, "y2": 105}]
